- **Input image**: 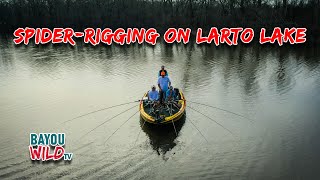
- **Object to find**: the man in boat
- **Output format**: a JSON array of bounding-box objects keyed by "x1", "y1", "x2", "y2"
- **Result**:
[
  {"x1": 166, "y1": 86, "x2": 181, "y2": 109},
  {"x1": 158, "y1": 71, "x2": 171, "y2": 104},
  {"x1": 148, "y1": 85, "x2": 161, "y2": 119},
  {"x1": 166, "y1": 86, "x2": 176, "y2": 101},
  {"x1": 148, "y1": 85, "x2": 159, "y2": 101},
  {"x1": 158, "y1": 65, "x2": 168, "y2": 77}
]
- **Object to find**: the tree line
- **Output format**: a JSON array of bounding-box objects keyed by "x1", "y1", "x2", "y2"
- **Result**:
[{"x1": 0, "y1": 0, "x2": 319, "y2": 43}]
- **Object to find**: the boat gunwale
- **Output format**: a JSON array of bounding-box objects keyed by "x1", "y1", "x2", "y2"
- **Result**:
[{"x1": 140, "y1": 91, "x2": 186, "y2": 124}]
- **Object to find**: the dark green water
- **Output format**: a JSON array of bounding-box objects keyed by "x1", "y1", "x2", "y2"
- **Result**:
[{"x1": 0, "y1": 39, "x2": 320, "y2": 179}]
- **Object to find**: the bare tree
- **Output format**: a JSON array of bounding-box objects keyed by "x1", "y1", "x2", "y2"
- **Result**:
[{"x1": 283, "y1": 0, "x2": 287, "y2": 16}]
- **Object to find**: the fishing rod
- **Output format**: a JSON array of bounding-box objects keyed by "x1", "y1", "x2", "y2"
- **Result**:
[
  {"x1": 187, "y1": 106, "x2": 237, "y2": 138},
  {"x1": 187, "y1": 100, "x2": 254, "y2": 123},
  {"x1": 186, "y1": 117, "x2": 209, "y2": 143},
  {"x1": 60, "y1": 100, "x2": 141, "y2": 125},
  {"x1": 104, "y1": 109, "x2": 140, "y2": 145},
  {"x1": 78, "y1": 104, "x2": 138, "y2": 141}
]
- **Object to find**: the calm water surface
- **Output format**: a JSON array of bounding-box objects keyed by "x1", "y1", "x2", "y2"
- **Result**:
[{"x1": 0, "y1": 39, "x2": 320, "y2": 179}]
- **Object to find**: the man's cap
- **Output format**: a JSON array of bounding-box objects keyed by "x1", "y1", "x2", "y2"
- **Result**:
[
  {"x1": 161, "y1": 65, "x2": 165, "y2": 68},
  {"x1": 151, "y1": 85, "x2": 156, "y2": 89}
]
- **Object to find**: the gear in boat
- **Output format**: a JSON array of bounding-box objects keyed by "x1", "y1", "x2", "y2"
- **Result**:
[{"x1": 140, "y1": 88, "x2": 186, "y2": 124}]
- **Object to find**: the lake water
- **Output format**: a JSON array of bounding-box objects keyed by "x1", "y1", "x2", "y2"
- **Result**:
[{"x1": 0, "y1": 38, "x2": 320, "y2": 179}]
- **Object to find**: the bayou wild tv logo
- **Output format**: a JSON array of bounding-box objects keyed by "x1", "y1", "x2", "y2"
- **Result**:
[{"x1": 29, "y1": 133, "x2": 73, "y2": 161}]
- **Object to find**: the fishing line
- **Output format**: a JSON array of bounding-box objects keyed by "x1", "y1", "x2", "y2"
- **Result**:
[
  {"x1": 78, "y1": 104, "x2": 137, "y2": 141},
  {"x1": 171, "y1": 119, "x2": 178, "y2": 137},
  {"x1": 186, "y1": 117, "x2": 209, "y2": 143},
  {"x1": 133, "y1": 119, "x2": 146, "y2": 148},
  {"x1": 60, "y1": 100, "x2": 140, "y2": 125},
  {"x1": 168, "y1": 102, "x2": 179, "y2": 137},
  {"x1": 187, "y1": 100, "x2": 254, "y2": 123},
  {"x1": 104, "y1": 109, "x2": 140, "y2": 145},
  {"x1": 131, "y1": 93, "x2": 148, "y2": 147},
  {"x1": 187, "y1": 106, "x2": 237, "y2": 138}
]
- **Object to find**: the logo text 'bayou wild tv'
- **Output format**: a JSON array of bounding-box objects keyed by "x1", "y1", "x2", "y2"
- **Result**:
[{"x1": 29, "y1": 133, "x2": 73, "y2": 161}]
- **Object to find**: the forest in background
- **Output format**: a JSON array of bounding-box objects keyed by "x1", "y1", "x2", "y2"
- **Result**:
[{"x1": 0, "y1": 0, "x2": 319, "y2": 43}]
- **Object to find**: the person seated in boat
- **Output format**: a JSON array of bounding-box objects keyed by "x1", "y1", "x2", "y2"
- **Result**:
[
  {"x1": 166, "y1": 86, "x2": 181, "y2": 109},
  {"x1": 148, "y1": 85, "x2": 159, "y2": 102},
  {"x1": 166, "y1": 86, "x2": 176, "y2": 101},
  {"x1": 158, "y1": 65, "x2": 168, "y2": 77},
  {"x1": 158, "y1": 71, "x2": 171, "y2": 104}
]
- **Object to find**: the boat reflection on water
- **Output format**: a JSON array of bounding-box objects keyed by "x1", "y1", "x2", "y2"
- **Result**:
[{"x1": 139, "y1": 115, "x2": 186, "y2": 157}]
